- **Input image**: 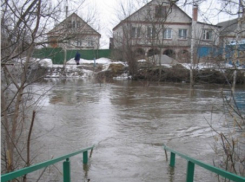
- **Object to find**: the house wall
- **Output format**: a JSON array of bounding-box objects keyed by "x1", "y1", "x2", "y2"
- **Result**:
[
  {"x1": 112, "y1": 0, "x2": 220, "y2": 63},
  {"x1": 48, "y1": 13, "x2": 100, "y2": 50},
  {"x1": 194, "y1": 23, "x2": 219, "y2": 46}
]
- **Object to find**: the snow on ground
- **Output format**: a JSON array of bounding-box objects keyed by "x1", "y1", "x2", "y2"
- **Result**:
[
  {"x1": 13, "y1": 57, "x2": 244, "y2": 79},
  {"x1": 39, "y1": 59, "x2": 53, "y2": 67},
  {"x1": 66, "y1": 57, "x2": 112, "y2": 65},
  {"x1": 38, "y1": 57, "x2": 127, "y2": 78}
]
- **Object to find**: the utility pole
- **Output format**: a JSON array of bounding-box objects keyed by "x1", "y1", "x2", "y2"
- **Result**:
[
  {"x1": 190, "y1": 3, "x2": 197, "y2": 88},
  {"x1": 64, "y1": 0, "x2": 68, "y2": 67},
  {"x1": 232, "y1": 0, "x2": 243, "y2": 92}
]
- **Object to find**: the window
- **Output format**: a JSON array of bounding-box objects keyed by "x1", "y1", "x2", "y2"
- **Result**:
[
  {"x1": 77, "y1": 21, "x2": 80, "y2": 28},
  {"x1": 72, "y1": 21, "x2": 76, "y2": 28},
  {"x1": 179, "y1": 29, "x2": 187, "y2": 39},
  {"x1": 88, "y1": 39, "x2": 93, "y2": 47},
  {"x1": 67, "y1": 21, "x2": 72, "y2": 28},
  {"x1": 155, "y1": 5, "x2": 167, "y2": 18},
  {"x1": 147, "y1": 26, "x2": 156, "y2": 38},
  {"x1": 131, "y1": 27, "x2": 141, "y2": 38},
  {"x1": 202, "y1": 29, "x2": 212, "y2": 40},
  {"x1": 77, "y1": 40, "x2": 82, "y2": 46},
  {"x1": 163, "y1": 28, "x2": 172, "y2": 39}
]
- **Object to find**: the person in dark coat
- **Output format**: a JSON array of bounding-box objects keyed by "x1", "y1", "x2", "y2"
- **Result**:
[{"x1": 74, "y1": 52, "x2": 81, "y2": 65}]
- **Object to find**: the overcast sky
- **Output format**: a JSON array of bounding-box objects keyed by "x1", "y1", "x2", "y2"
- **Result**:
[{"x1": 64, "y1": 0, "x2": 239, "y2": 48}]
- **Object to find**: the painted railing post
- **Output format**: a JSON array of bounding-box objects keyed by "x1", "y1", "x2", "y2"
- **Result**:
[
  {"x1": 170, "y1": 152, "x2": 175, "y2": 167},
  {"x1": 83, "y1": 151, "x2": 88, "y2": 164},
  {"x1": 63, "y1": 158, "x2": 70, "y2": 182},
  {"x1": 186, "y1": 161, "x2": 195, "y2": 182}
]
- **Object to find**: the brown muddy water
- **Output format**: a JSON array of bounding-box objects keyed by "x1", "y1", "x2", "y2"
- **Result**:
[{"x1": 30, "y1": 79, "x2": 244, "y2": 182}]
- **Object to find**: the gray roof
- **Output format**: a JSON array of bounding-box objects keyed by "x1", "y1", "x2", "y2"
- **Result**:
[{"x1": 216, "y1": 18, "x2": 238, "y2": 36}]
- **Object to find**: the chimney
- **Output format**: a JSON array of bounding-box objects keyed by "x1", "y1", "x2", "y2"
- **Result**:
[{"x1": 193, "y1": 4, "x2": 198, "y2": 21}]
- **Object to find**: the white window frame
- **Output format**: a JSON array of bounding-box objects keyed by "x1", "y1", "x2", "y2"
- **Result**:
[
  {"x1": 163, "y1": 28, "x2": 172, "y2": 39},
  {"x1": 131, "y1": 27, "x2": 141, "y2": 38},
  {"x1": 202, "y1": 29, "x2": 212, "y2": 40},
  {"x1": 147, "y1": 26, "x2": 156, "y2": 39},
  {"x1": 179, "y1": 29, "x2": 187, "y2": 39},
  {"x1": 88, "y1": 39, "x2": 93, "y2": 47},
  {"x1": 77, "y1": 39, "x2": 82, "y2": 46}
]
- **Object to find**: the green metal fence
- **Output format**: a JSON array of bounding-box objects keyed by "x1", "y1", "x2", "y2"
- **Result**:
[
  {"x1": 163, "y1": 144, "x2": 245, "y2": 182},
  {"x1": 1, "y1": 145, "x2": 94, "y2": 182},
  {"x1": 32, "y1": 48, "x2": 111, "y2": 64},
  {"x1": 3, "y1": 144, "x2": 244, "y2": 182}
]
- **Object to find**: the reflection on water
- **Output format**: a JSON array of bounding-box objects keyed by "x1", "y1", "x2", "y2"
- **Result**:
[{"x1": 31, "y1": 79, "x2": 245, "y2": 182}]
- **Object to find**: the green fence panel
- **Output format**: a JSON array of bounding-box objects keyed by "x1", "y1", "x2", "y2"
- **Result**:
[
  {"x1": 33, "y1": 48, "x2": 112, "y2": 64},
  {"x1": 163, "y1": 144, "x2": 245, "y2": 182},
  {"x1": 1, "y1": 146, "x2": 94, "y2": 182}
]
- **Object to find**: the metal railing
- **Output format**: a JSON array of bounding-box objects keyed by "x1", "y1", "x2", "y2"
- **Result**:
[
  {"x1": 163, "y1": 144, "x2": 245, "y2": 182},
  {"x1": 1, "y1": 145, "x2": 94, "y2": 182}
]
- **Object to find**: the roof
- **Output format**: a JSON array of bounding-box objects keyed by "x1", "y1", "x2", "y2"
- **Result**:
[
  {"x1": 113, "y1": 0, "x2": 191, "y2": 31},
  {"x1": 216, "y1": 18, "x2": 239, "y2": 36},
  {"x1": 112, "y1": 0, "x2": 218, "y2": 31},
  {"x1": 48, "y1": 13, "x2": 101, "y2": 37}
]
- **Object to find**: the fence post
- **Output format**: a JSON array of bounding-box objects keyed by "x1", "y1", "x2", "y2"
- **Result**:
[
  {"x1": 63, "y1": 158, "x2": 70, "y2": 182},
  {"x1": 170, "y1": 152, "x2": 175, "y2": 167},
  {"x1": 83, "y1": 151, "x2": 88, "y2": 164},
  {"x1": 186, "y1": 161, "x2": 195, "y2": 182}
]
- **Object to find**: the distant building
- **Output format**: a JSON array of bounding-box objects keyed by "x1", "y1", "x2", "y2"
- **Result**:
[
  {"x1": 111, "y1": 0, "x2": 220, "y2": 63},
  {"x1": 217, "y1": 14, "x2": 245, "y2": 46},
  {"x1": 47, "y1": 13, "x2": 101, "y2": 50},
  {"x1": 217, "y1": 10, "x2": 245, "y2": 64}
]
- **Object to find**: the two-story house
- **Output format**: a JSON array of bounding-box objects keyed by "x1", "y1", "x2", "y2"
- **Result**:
[
  {"x1": 111, "y1": 0, "x2": 220, "y2": 63},
  {"x1": 47, "y1": 13, "x2": 101, "y2": 50}
]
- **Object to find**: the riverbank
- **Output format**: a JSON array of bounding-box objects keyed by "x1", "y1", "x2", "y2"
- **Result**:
[{"x1": 26, "y1": 57, "x2": 245, "y2": 84}]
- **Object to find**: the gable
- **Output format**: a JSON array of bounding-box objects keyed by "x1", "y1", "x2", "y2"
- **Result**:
[
  {"x1": 48, "y1": 13, "x2": 101, "y2": 37},
  {"x1": 113, "y1": 0, "x2": 192, "y2": 31}
]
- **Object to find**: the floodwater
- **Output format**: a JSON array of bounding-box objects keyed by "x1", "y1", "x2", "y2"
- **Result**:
[{"x1": 31, "y1": 79, "x2": 244, "y2": 182}]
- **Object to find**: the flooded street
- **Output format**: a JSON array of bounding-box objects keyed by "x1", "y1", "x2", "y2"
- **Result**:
[{"x1": 32, "y1": 79, "x2": 244, "y2": 182}]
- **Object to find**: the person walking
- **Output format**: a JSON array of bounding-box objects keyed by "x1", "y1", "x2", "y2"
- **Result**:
[{"x1": 74, "y1": 51, "x2": 81, "y2": 65}]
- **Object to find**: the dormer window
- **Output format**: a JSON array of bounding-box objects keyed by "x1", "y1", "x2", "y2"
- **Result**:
[{"x1": 155, "y1": 5, "x2": 167, "y2": 18}]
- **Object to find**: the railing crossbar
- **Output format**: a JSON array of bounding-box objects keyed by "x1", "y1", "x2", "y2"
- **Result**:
[
  {"x1": 163, "y1": 144, "x2": 245, "y2": 182},
  {"x1": 1, "y1": 146, "x2": 94, "y2": 182}
]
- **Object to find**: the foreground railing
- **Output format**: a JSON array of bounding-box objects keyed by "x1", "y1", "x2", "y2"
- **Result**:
[
  {"x1": 1, "y1": 145, "x2": 94, "y2": 182},
  {"x1": 163, "y1": 144, "x2": 245, "y2": 182}
]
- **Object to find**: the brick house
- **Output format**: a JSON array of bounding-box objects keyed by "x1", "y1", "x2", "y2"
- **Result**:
[
  {"x1": 111, "y1": 0, "x2": 220, "y2": 63},
  {"x1": 47, "y1": 13, "x2": 101, "y2": 50}
]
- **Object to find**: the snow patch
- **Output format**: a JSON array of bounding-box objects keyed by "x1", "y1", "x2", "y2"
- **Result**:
[{"x1": 39, "y1": 59, "x2": 53, "y2": 68}]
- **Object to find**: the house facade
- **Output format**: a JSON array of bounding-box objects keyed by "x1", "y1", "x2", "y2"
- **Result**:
[
  {"x1": 217, "y1": 13, "x2": 245, "y2": 46},
  {"x1": 111, "y1": 0, "x2": 220, "y2": 63},
  {"x1": 217, "y1": 10, "x2": 245, "y2": 64},
  {"x1": 47, "y1": 13, "x2": 101, "y2": 50}
]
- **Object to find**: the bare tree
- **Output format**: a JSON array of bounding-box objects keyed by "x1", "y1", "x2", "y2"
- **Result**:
[
  {"x1": 1, "y1": 0, "x2": 63, "y2": 180},
  {"x1": 184, "y1": 0, "x2": 245, "y2": 178},
  {"x1": 112, "y1": 0, "x2": 177, "y2": 79}
]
